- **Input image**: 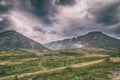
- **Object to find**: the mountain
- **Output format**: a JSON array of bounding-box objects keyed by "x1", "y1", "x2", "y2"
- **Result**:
[
  {"x1": 44, "y1": 31, "x2": 120, "y2": 50},
  {"x1": 0, "y1": 30, "x2": 48, "y2": 50}
]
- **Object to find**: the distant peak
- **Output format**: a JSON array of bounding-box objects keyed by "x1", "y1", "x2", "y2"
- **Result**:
[
  {"x1": 1, "y1": 30, "x2": 18, "y2": 33},
  {"x1": 86, "y1": 31, "x2": 103, "y2": 36},
  {"x1": 0, "y1": 30, "x2": 20, "y2": 36},
  {"x1": 4, "y1": 30, "x2": 17, "y2": 33},
  {"x1": 88, "y1": 31, "x2": 103, "y2": 34}
]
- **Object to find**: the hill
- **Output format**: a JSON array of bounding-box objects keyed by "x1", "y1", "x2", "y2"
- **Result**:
[{"x1": 0, "y1": 30, "x2": 47, "y2": 50}]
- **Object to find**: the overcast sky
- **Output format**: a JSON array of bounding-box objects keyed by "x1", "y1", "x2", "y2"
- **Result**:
[{"x1": 0, "y1": 0, "x2": 120, "y2": 43}]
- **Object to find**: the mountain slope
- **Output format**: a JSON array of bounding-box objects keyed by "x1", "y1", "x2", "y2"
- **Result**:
[
  {"x1": 0, "y1": 30, "x2": 47, "y2": 50},
  {"x1": 44, "y1": 31, "x2": 120, "y2": 50}
]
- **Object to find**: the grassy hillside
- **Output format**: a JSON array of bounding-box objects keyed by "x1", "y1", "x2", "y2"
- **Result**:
[{"x1": 0, "y1": 48, "x2": 119, "y2": 80}]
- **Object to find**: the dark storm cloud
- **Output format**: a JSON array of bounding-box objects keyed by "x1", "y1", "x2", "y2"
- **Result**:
[
  {"x1": 31, "y1": 0, "x2": 53, "y2": 9},
  {"x1": 30, "y1": 0, "x2": 76, "y2": 24},
  {"x1": 28, "y1": 0, "x2": 57, "y2": 25},
  {"x1": 112, "y1": 25, "x2": 120, "y2": 34},
  {"x1": 93, "y1": 1, "x2": 120, "y2": 26},
  {"x1": 0, "y1": 0, "x2": 13, "y2": 13},
  {"x1": 0, "y1": 0, "x2": 13, "y2": 31},
  {"x1": 2, "y1": 0, "x2": 120, "y2": 43},
  {"x1": 56, "y1": 0, "x2": 76, "y2": 6},
  {"x1": 31, "y1": 0, "x2": 76, "y2": 14},
  {"x1": 115, "y1": 28, "x2": 120, "y2": 34},
  {"x1": 0, "y1": 17, "x2": 11, "y2": 30},
  {"x1": 31, "y1": 1, "x2": 55, "y2": 15},
  {"x1": 0, "y1": 4, "x2": 9, "y2": 14}
]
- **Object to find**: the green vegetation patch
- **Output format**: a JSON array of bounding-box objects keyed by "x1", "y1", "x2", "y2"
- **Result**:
[{"x1": 21, "y1": 61, "x2": 120, "y2": 80}]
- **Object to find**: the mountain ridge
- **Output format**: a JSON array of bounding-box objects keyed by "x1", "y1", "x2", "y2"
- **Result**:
[
  {"x1": 44, "y1": 31, "x2": 120, "y2": 50},
  {"x1": 0, "y1": 30, "x2": 48, "y2": 50}
]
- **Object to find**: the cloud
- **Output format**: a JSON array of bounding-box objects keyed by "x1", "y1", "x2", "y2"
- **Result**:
[
  {"x1": 1, "y1": 0, "x2": 120, "y2": 43},
  {"x1": 0, "y1": 0, "x2": 13, "y2": 31},
  {"x1": 30, "y1": 0, "x2": 57, "y2": 24},
  {"x1": 57, "y1": 0, "x2": 76, "y2": 6},
  {"x1": 92, "y1": 1, "x2": 120, "y2": 26},
  {"x1": 0, "y1": 17, "x2": 11, "y2": 30}
]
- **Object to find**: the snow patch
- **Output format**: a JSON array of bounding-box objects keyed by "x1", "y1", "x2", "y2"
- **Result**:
[{"x1": 73, "y1": 42, "x2": 84, "y2": 48}]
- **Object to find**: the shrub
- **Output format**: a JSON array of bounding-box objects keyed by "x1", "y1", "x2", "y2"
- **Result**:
[{"x1": 0, "y1": 69, "x2": 6, "y2": 75}]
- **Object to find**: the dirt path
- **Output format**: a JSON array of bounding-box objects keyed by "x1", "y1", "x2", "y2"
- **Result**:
[
  {"x1": 0, "y1": 58, "x2": 38, "y2": 65},
  {"x1": 64, "y1": 54, "x2": 108, "y2": 61},
  {"x1": 0, "y1": 54, "x2": 11, "y2": 57},
  {"x1": 110, "y1": 57, "x2": 120, "y2": 62},
  {"x1": 0, "y1": 59, "x2": 105, "y2": 80}
]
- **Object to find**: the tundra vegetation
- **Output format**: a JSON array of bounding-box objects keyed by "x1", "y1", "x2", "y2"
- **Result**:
[{"x1": 0, "y1": 48, "x2": 120, "y2": 80}]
